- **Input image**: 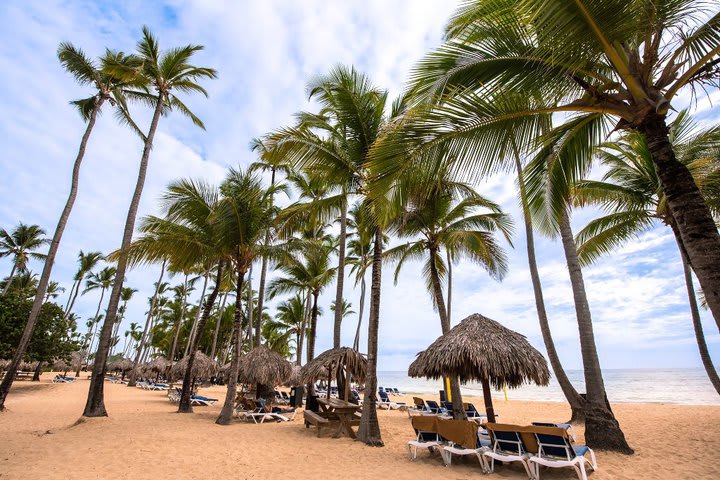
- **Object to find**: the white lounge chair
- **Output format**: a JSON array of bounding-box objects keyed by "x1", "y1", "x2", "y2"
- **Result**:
[
  {"x1": 528, "y1": 426, "x2": 597, "y2": 480},
  {"x1": 483, "y1": 424, "x2": 535, "y2": 478}
]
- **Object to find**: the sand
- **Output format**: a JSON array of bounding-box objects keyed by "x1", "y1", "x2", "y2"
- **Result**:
[{"x1": 1, "y1": 373, "x2": 718, "y2": 480}]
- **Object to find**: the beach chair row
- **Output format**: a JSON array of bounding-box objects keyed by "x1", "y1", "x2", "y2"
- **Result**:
[
  {"x1": 167, "y1": 387, "x2": 218, "y2": 406},
  {"x1": 409, "y1": 397, "x2": 492, "y2": 422},
  {"x1": 234, "y1": 396, "x2": 297, "y2": 423},
  {"x1": 408, "y1": 416, "x2": 595, "y2": 480}
]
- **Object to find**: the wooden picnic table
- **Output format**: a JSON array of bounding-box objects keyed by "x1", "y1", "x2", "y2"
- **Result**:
[{"x1": 317, "y1": 397, "x2": 362, "y2": 439}]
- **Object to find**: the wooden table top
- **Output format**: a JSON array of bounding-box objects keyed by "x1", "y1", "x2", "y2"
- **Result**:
[{"x1": 317, "y1": 397, "x2": 362, "y2": 411}]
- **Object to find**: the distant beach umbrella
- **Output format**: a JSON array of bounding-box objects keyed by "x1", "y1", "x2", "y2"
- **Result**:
[
  {"x1": 0, "y1": 359, "x2": 10, "y2": 372},
  {"x1": 52, "y1": 358, "x2": 70, "y2": 372},
  {"x1": 237, "y1": 345, "x2": 292, "y2": 387},
  {"x1": 170, "y1": 351, "x2": 219, "y2": 381},
  {"x1": 108, "y1": 358, "x2": 134, "y2": 372},
  {"x1": 301, "y1": 347, "x2": 367, "y2": 399},
  {"x1": 283, "y1": 364, "x2": 303, "y2": 387},
  {"x1": 143, "y1": 356, "x2": 171, "y2": 375},
  {"x1": 409, "y1": 313, "x2": 550, "y2": 422}
]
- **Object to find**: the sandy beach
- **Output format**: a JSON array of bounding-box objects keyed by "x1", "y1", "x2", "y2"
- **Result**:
[{"x1": 1, "y1": 374, "x2": 718, "y2": 480}]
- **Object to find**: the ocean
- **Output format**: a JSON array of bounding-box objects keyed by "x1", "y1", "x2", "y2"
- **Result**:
[{"x1": 377, "y1": 368, "x2": 720, "y2": 406}]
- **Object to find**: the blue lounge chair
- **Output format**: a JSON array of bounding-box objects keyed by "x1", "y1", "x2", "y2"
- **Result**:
[
  {"x1": 528, "y1": 425, "x2": 597, "y2": 480},
  {"x1": 191, "y1": 395, "x2": 218, "y2": 406},
  {"x1": 407, "y1": 415, "x2": 444, "y2": 460},
  {"x1": 425, "y1": 400, "x2": 445, "y2": 415},
  {"x1": 483, "y1": 423, "x2": 535, "y2": 478},
  {"x1": 378, "y1": 390, "x2": 405, "y2": 410}
]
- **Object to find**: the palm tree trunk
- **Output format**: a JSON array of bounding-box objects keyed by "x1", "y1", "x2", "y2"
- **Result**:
[
  {"x1": 640, "y1": 114, "x2": 720, "y2": 333},
  {"x1": 446, "y1": 250, "x2": 452, "y2": 322},
  {"x1": 83, "y1": 95, "x2": 164, "y2": 417},
  {"x1": 216, "y1": 265, "x2": 246, "y2": 425},
  {"x1": 1, "y1": 263, "x2": 18, "y2": 296},
  {"x1": 353, "y1": 275, "x2": 366, "y2": 351},
  {"x1": 559, "y1": 211, "x2": 632, "y2": 453},
  {"x1": 64, "y1": 278, "x2": 82, "y2": 319},
  {"x1": 63, "y1": 279, "x2": 78, "y2": 315},
  {"x1": 428, "y1": 249, "x2": 465, "y2": 420},
  {"x1": 333, "y1": 198, "x2": 348, "y2": 348},
  {"x1": 32, "y1": 361, "x2": 43, "y2": 382},
  {"x1": 179, "y1": 261, "x2": 224, "y2": 413},
  {"x1": 247, "y1": 263, "x2": 254, "y2": 347},
  {"x1": 185, "y1": 270, "x2": 209, "y2": 357},
  {"x1": 357, "y1": 226, "x2": 384, "y2": 446},
  {"x1": 170, "y1": 274, "x2": 189, "y2": 363},
  {"x1": 210, "y1": 292, "x2": 228, "y2": 360},
  {"x1": 514, "y1": 154, "x2": 585, "y2": 422},
  {"x1": 0, "y1": 98, "x2": 103, "y2": 410},
  {"x1": 128, "y1": 260, "x2": 166, "y2": 387},
  {"x1": 308, "y1": 291, "x2": 320, "y2": 362},
  {"x1": 301, "y1": 290, "x2": 311, "y2": 365},
  {"x1": 84, "y1": 288, "x2": 106, "y2": 367}
]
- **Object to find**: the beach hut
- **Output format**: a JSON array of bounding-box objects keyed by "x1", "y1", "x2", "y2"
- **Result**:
[
  {"x1": 409, "y1": 313, "x2": 550, "y2": 422},
  {"x1": 302, "y1": 347, "x2": 367, "y2": 401},
  {"x1": 170, "y1": 351, "x2": 219, "y2": 383},
  {"x1": 283, "y1": 364, "x2": 303, "y2": 387},
  {"x1": 143, "y1": 356, "x2": 171, "y2": 380},
  {"x1": 0, "y1": 359, "x2": 9, "y2": 372},
  {"x1": 52, "y1": 358, "x2": 70, "y2": 375},
  {"x1": 238, "y1": 345, "x2": 293, "y2": 403}
]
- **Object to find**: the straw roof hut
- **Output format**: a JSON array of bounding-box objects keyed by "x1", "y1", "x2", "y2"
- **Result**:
[
  {"x1": 237, "y1": 345, "x2": 292, "y2": 386},
  {"x1": 52, "y1": 358, "x2": 69, "y2": 372},
  {"x1": 0, "y1": 359, "x2": 10, "y2": 371},
  {"x1": 409, "y1": 313, "x2": 550, "y2": 422},
  {"x1": 283, "y1": 364, "x2": 303, "y2": 387},
  {"x1": 170, "y1": 351, "x2": 219, "y2": 381},
  {"x1": 108, "y1": 358, "x2": 134, "y2": 372},
  {"x1": 302, "y1": 347, "x2": 367, "y2": 400},
  {"x1": 143, "y1": 356, "x2": 171, "y2": 375}
]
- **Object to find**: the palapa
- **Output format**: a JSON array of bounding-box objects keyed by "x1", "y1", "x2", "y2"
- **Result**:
[
  {"x1": 143, "y1": 356, "x2": 171, "y2": 374},
  {"x1": 170, "y1": 351, "x2": 219, "y2": 381},
  {"x1": 282, "y1": 364, "x2": 302, "y2": 387},
  {"x1": 301, "y1": 347, "x2": 367, "y2": 400},
  {"x1": 408, "y1": 313, "x2": 550, "y2": 422},
  {"x1": 52, "y1": 358, "x2": 70, "y2": 372},
  {"x1": 237, "y1": 345, "x2": 292, "y2": 386},
  {"x1": 108, "y1": 358, "x2": 134, "y2": 372}
]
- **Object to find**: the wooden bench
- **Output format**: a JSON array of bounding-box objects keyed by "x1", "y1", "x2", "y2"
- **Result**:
[{"x1": 304, "y1": 410, "x2": 332, "y2": 437}]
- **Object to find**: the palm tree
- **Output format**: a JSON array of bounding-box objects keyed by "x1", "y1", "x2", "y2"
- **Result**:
[
  {"x1": 400, "y1": 0, "x2": 720, "y2": 338},
  {"x1": 249, "y1": 137, "x2": 292, "y2": 348},
  {"x1": 185, "y1": 267, "x2": 211, "y2": 357},
  {"x1": 112, "y1": 287, "x2": 137, "y2": 356},
  {"x1": 79, "y1": 266, "x2": 116, "y2": 373},
  {"x1": 122, "y1": 322, "x2": 141, "y2": 358},
  {"x1": 0, "y1": 44, "x2": 143, "y2": 410},
  {"x1": 268, "y1": 245, "x2": 337, "y2": 364},
  {"x1": 64, "y1": 251, "x2": 104, "y2": 318},
  {"x1": 169, "y1": 274, "x2": 195, "y2": 361},
  {"x1": 43, "y1": 281, "x2": 65, "y2": 303},
  {"x1": 0, "y1": 223, "x2": 49, "y2": 296},
  {"x1": 385, "y1": 180, "x2": 512, "y2": 419},
  {"x1": 574, "y1": 112, "x2": 720, "y2": 395},
  {"x1": 1, "y1": 272, "x2": 39, "y2": 299},
  {"x1": 330, "y1": 299, "x2": 355, "y2": 321},
  {"x1": 214, "y1": 169, "x2": 275, "y2": 425},
  {"x1": 84, "y1": 27, "x2": 216, "y2": 417},
  {"x1": 271, "y1": 294, "x2": 307, "y2": 365}
]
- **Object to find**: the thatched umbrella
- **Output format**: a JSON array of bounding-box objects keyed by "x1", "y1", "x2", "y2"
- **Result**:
[
  {"x1": 283, "y1": 364, "x2": 303, "y2": 387},
  {"x1": 301, "y1": 347, "x2": 367, "y2": 400},
  {"x1": 170, "y1": 351, "x2": 219, "y2": 382},
  {"x1": 52, "y1": 358, "x2": 70, "y2": 374},
  {"x1": 0, "y1": 359, "x2": 9, "y2": 372},
  {"x1": 409, "y1": 313, "x2": 550, "y2": 422},
  {"x1": 238, "y1": 345, "x2": 292, "y2": 386},
  {"x1": 143, "y1": 356, "x2": 171, "y2": 379}
]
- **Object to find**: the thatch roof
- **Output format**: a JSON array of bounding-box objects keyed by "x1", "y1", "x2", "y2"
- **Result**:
[
  {"x1": 108, "y1": 358, "x2": 134, "y2": 372},
  {"x1": 283, "y1": 364, "x2": 303, "y2": 387},
  {"x1": 237, "y1": 345, "x2": 292, "y2": 386},
  {"x1": 408, "y1": 313, "x2": 550, "y2": 390},
  {"x1": 52, "y1": 358, "x2": 69, "y2": 371},
  {"x1": 0, "y1": 359, "x2": 9, "y2": 371},
  {"x1": 143, "y1": 356, "x2": 171, "y2": 374},
  {"x1": 70, "y1": 351, "x2": 82, "y2": 370},
  {"x1": 170, "y1": 351, "x2": 219, "y2": 380},
  {"x1": 301, "y1": 347, "x2": 367, "y2": 384}
]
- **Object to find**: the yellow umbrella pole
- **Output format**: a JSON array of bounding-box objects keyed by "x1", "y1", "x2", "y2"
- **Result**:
[{"x1": 503, "y1": 383, "x2": 508, "y2": 401}]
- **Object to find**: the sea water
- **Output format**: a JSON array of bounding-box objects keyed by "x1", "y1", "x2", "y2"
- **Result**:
[{"x1": 377, "y1": 368, "x2": 720, "y2": 405}]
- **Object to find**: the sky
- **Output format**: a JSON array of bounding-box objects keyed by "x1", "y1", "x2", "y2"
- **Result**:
[{"x1": 0, "y1": 0, "x2": 718, "y2": 378}]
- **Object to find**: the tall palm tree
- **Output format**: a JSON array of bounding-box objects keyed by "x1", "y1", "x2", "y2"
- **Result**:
[
  {"x1": 385, "y1": 180, "x2": 512, "y2": 419},
  {"x1": 574, "y1": 112, "x2": 720, "y2": 395},
  {"x1": 116, "y1": 178, "x2": 225, "y2": 411},
  {"x1": 249, "y1": 137, "x2": 291, "y2": 348},
  {"x1": 268, "y1": 245, "x2": 337, "y2": 364},
  {"x1": 1, "y1": 272, "x2": 39, "y2": 299},
  {"x1": 169, "y1": 274, "x2": 195, "y2": 362},
  {"x1": 64, "y1": 251, "x2": 104, "y2": 318},
  {"x1": 79, "y1": 266, "x2": 117, "y2": 373},
  {"x1": 43, "y1": 281, "x2": 65, "y2": 303},
  {"x1": 0, "y1": 223, "x2": 49, "y2": 296},
  {"x1": 400, "y1": 0, "x2": 720, "y2": 337},
  {"x1": 270, "y1": 294, "x2": 307, "y2": 365},
  {"x1": 0, "y1": 44, "x2": 143, "y2": 410},
  {"x1": 84, "y1": 27, "x2": 216, "y2": 417},
  {"x1": 112, "y1": 287, "x2": 137, "y2": 356},
  {"x1": 214, "y1": 169, "x2": 275, "y2": 425}
]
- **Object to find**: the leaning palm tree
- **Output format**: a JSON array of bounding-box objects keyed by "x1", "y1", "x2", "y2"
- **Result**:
[
  {"x1": 111, "y1": 286, "x2": 137, "y2": 356},
  {"x1": 574, "y1": 112, "x2": 720, "y2": 395},
  {"x1": 169, "y1": 273, "x2": 195, "y2": 362},
  {"x1": 385, "y1": 179, "x2": 512, "y2": 419},
  {"x1": 43, "y1": 281, "x2": 65, "y2": 303},
  {"x1": 84, "y1": 27, "x2": 216, "y2": 417},
  {"x1": 214, "y1": 169, "x2": 275, "y2": 425},
  {"x1": 64, "y1": 250, "x2": 104, "y2": 318},
  {"x1": 0, "y1": 45, "x2": 143, "y2": 411},
  {"x1": 270, "y1": 294, "x2": 307, "y2": 365},
  {"x1": 401, "y1": 0, "x2": 720, "y2": 339},
  {"x1": 0, "y1": 223, "x2": 49, "y2": 296}
]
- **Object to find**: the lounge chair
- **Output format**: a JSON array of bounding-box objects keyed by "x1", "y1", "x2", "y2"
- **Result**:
[
  {"x1": 378, "y1": 390, "x2": 406, "y2": 410},
  {"x1": 527, "y1": 425, "x2": 597, "y2": 480},
  {"x1": 437, "y1": 419, "x2": 490, "y2": 471},
  {"x1": 392, "y1": 387, "x2": 401, "y2": 394},
  {"x1": 407, "y1": 415, "x2": 444, "y2": 460},
  {"x1": 532, "y1": 421, "x2": 576, "y2": 441},
  {"x1": 280, "y1": 391, "x2": 290, "y2": 402},
  {"x1": 52, "y1": 375, "x2": 75, "y2": 383},
  {"x1": 425, "y1": 400, "x2": 446, "y2": 415},
  {"x1": 483, "y1": 423, "x2": 535, "y2": 478},
  {"x1": 190, "y1": 395, "x2": 218, "y2": 406},
  {"x1": 350, "y1": 390, "x2": 363, "y2": 405}
]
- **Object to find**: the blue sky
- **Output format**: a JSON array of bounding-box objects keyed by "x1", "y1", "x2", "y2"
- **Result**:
[{"x1": 0, "y1": 0, "x2": 718, "y2": 377}]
